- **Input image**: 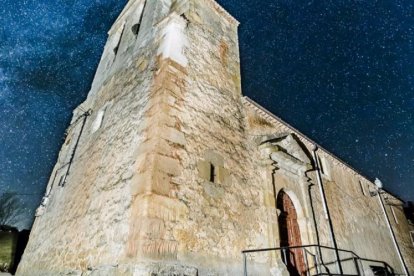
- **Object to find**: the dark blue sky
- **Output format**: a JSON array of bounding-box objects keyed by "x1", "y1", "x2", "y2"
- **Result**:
[{"x1": 0, "y1": 0, "x2": 413, "y2": 229}]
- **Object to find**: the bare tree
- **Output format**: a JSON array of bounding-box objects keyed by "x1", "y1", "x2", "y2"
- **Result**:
[{"x1": 0, "y1": 193, "x2": 25, "y2": 227}]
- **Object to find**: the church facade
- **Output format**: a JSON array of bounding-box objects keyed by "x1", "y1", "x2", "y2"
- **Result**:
[{"x1": 17, "y1": 0, "x2": 414, "y2": 275}]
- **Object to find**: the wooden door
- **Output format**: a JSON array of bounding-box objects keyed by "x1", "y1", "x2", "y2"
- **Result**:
[{"x1": 277, "y1": 191, "x2": 306, "y2": 276}]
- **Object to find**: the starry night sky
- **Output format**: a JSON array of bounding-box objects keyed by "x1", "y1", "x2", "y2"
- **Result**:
[{"x1": 0, "y1": 0, "x2": 413, "y2": 229}]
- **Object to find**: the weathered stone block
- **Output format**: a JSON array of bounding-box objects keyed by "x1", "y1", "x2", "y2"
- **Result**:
[
  {"x1": 161, "y1": 127, "x2": 187, "y2": 146},
  {"x1": 197, "y1": 160, "x2": 211, "y2": 181},
  {"x1": 132, "y1": 194, "x2": 188, "y2": 221},
  {"x1": 155, "y1": 155, "x2": 182, "y2": 176},
  {"x1": 131, "y1": 170, "x2": 171, "y2": 197},
  {"x1": 204, "y1": 150, "x2": 224, "y2": 167},
  {"x1": 216, "y1": 165, "x2": 229, "y2": 184}
]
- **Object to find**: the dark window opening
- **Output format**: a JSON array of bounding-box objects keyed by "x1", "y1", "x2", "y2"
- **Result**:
[
  {"x1": 113, "y1": 46, "x2": 119, "y2": 55},
  {"x1": 132, "y1": 24, "x2": 140, "y2": 36},
  {"x1": 113, "y1": 26, "x2": 125, "y2": 56},
  {"x1": 210, "y1": 163, "x2": 215, "y2": 183},
  {"x1": 58, "y1": 175, "x2": 65, "y2": 187},
  {"x1": 132, "y1": 0, "x2": 147, "y2": 39}
]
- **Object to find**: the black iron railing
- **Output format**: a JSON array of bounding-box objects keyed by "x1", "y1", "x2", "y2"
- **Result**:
[{"x1": 242, "y1": 244, "x2": 395, "y2": 276}]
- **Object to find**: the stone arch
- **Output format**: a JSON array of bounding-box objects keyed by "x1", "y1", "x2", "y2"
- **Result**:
[
  {"x1": 278, "y1": 189, "x2": 305, "y2": 219},
  {"x1": 277, "y1": 189, "x2": 312, "y2": 246}
]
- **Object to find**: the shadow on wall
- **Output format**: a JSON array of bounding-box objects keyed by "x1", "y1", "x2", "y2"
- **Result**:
[{"x1": 0, "y1": 226, "x2": 30, "y2": 275}]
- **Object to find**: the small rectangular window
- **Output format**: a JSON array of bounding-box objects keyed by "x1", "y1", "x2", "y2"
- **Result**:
[{"x1": 210, "y1": 163, "x2": 215, "y2": 183}]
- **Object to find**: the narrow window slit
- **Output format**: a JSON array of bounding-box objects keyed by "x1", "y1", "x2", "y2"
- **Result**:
[
  {"x1": 113, "y1": 25, "x2": 125, "y2": 56},
  {"x1": 132, "y1": 0, "x2": 147, "y2": 38},
  {"x1": 132, "y1": 24, "x2": 140, "y2": 36},
  {"x1": 58, "y1": 175, "x2": 65, "y2": 187},
  {"x1": 210, "y1": 163, "x2": 215, "y2": 183}
]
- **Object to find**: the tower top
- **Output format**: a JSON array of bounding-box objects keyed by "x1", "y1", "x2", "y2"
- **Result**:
[
  {"x1": 203, "y1": 0, "x2": 239, "y2": 26},
  {"x1": 111, "y1": 0, "x2": 239, "y2": 35}
]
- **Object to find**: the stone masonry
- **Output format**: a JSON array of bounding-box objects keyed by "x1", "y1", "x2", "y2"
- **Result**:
[{"x1": 17, "y1": 0, "x2": 414, "y2": 275}]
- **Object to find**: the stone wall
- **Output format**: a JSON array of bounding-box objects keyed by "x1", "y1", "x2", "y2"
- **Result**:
[
  {"x1": 162, "y1": 1, "x2": 269, "y2": 273},
  {"x1": 17, "y1": 0, "x2": 273, "y2": 275},
  {"x1": 17, "y1": 0, "x2": 173, "y2": 274},
  {"x1": 244, "y1": 98, "x2": 414, "y2": 275},
  {"x1": 17, "y1": 0, "x2": 414, "y2": 275}
]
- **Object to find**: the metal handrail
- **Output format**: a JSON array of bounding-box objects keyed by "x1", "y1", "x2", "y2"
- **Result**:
[
  {"x1": 322, "y1": 255, "x2": 394, "y2": 274},
  {"x1": 242, "y1": 244, "x2": 354, "y2": 255},
  {"x1": 242, "y1": 244, "x2": 395, "y2": 276}
]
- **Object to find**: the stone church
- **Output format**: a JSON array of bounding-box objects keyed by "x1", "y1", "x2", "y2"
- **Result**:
[{"x1": 17, "y1": 0, "x2": 414, "y2": 275}]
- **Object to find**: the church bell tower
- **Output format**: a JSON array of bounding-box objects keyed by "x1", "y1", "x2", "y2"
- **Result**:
[{"x1": 17, "y1": 0, "x2": 253, "y2": 275}]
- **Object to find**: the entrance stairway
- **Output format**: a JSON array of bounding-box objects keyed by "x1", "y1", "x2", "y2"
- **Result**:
[{"x1": 242, "y1": 244, "x2": 396, "y2": 276}]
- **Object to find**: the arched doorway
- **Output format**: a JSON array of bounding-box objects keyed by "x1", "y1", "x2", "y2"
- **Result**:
[{"x1": 277, "y1": 191, "x2": 306, "y2": 276}]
